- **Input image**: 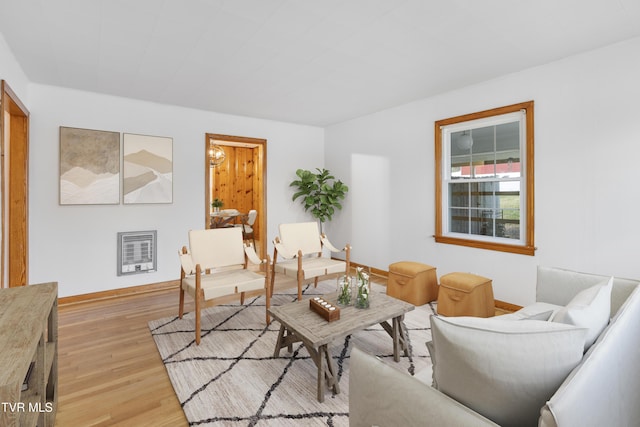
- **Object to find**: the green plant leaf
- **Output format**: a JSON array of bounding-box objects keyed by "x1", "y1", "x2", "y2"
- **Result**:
[{"x1": 289, "y1": 167, "x2": 349, "y2": 225}]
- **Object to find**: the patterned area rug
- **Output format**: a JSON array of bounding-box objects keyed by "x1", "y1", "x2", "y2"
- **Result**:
[{"x1": 149, "y1": 280, "x2": 435, "y2": 426}]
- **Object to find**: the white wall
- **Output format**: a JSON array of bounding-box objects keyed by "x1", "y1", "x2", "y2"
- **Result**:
[
  {"x1": 326, "y1": 36, "x2": 640, "y2": 306},
  {"x1": 7, "y1": 27, "x2": 640, "y2": 304},
  {"x1": 0, "y1": 32, "x2": 29, "y2": 100},
  {"x1": 27, "y1": 84, "x2": 324, "y2": 297}
]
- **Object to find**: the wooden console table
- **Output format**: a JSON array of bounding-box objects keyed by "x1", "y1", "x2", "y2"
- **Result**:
[{"x1": 0, "y1": 282, "x2": 58, "y2": 426}]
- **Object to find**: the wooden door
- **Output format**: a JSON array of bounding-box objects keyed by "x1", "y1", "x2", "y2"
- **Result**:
[
  {"x1": 205, "y1": 134, "x2": 266, "y2": 257},
  {"x1": 1, "y1": 80, "x2": 29, "y2": 287}
]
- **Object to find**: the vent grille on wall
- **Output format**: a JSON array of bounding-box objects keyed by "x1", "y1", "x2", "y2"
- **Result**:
[{"x1": 117, "y1": 230, "x2": 157, "y2": 276}]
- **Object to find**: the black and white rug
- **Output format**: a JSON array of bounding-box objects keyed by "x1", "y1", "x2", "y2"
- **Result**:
[{"x1": 149, "y1": 280, "x2": 435, "y2": 426}]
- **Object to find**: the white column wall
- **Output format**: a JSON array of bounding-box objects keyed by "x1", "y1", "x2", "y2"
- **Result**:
[{"x1": 326, "y1": 36, "x2": 640, "y2": 306}]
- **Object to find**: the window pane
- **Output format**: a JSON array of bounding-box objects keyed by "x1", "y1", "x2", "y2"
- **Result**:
[
  {"x1": 449, "y1": 182, "x2": 469, "y2": 208},
  {"x1": 449, "y1": 208, "x2": 469, "y2": 233},
  {"x1": 497, "y1": 180, "x2": 521, "y2": 240},
  {"x1": 469, "y1": 209, "x2": 495, "y2": 236},
  {"x1": 450, "y1": 122, "x2": 522, "y2": 179},
  {"x1": 495, "y1": 122, "x2": 521, "y2": 178},
  {"x1": 448, "y1": 181, "x2": 521, "y2": 240},
  {"x1": 470, "y1": 182, "x2": 497, "y2": 209},
  {"x1": 470, "y1": 126, "x2": 495, "y2": 177},
  {"x1": 450, "y1": 130, "x2": 472, "y2": 179}
]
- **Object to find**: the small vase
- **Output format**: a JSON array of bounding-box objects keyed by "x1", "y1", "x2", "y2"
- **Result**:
[
  {"x1": 355, "y1": 267, "x2": 371, "y2": 309},
  {"x1": 336, "y1": 275, "x2": 353, "y2": 306},
  {"x1": 213, "y1": 207, "x2": 220, "y2": 213}
]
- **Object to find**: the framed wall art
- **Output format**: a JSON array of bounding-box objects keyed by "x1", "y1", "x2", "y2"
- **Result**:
[
  {"x1": 59, "y1": 126, "x2": 121, "y2": 205},
  {"x1": 123, "y1": 133, "x2": 173, "y2": 204}
]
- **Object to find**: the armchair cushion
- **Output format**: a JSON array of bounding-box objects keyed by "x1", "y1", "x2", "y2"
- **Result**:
[
  {"x1": 430, "y1": 315, "x2": 586, "y2": 427},
  {"x1": 273, "y1": 257, "x2": 346, "y2": 279},
  {"x1": 278, "y1": 222, "x2": 322, "y2": 255},
  {"x1": 182, "y1": 268, "x2": 265, "y2": 300},
  {"x1": 189, "y1": 227, "x2": 245, "y2": 269}
]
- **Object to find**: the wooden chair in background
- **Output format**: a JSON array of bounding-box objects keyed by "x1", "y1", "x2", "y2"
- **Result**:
[{"x1": 235, "y1": 209, "x2": 257, "y2": 249}]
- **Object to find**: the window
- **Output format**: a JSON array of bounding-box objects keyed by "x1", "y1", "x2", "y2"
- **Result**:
[{"x1": 435, "y1": 101, "x2": 535, "y2": 255}]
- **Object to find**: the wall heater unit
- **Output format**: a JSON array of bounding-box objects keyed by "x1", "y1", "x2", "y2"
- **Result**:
[{"x1": 117, "y1": 230, "x2": 157, "y2": 276}]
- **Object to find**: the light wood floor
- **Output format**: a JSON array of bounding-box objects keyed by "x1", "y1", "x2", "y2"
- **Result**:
[
  {"x1": 55, "y1": 274, "x2": 510, "y2": 426},
  {"x1": 55, "y1": 274, "x2": 301, "y2": 427},
  {"x1": 56, "y1": 286, "x2": 191, "y2": 427}
]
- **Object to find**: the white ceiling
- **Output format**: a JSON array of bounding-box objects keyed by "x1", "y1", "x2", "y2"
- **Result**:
[{"x1": 1, "y1": 0, "x2": 640, "y2": 126}]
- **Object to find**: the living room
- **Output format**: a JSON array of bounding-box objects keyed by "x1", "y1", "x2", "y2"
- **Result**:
[{"x1": 2, "y1": 1, "x2": 640, "y2": 426}]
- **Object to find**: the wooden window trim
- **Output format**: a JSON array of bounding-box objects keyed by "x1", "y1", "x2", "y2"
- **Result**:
[{"x1": 435, "y1": 101, "x2": 535, "y2": 256}]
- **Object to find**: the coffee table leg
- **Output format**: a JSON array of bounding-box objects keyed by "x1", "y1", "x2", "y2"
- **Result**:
[
  {"x1": 317, "y1": 346, "x2": 326, "y2": 402},
  {"x1": 392, "y1": 317, "x2": 400, "y2": 361},
  {"x1": 323, "y1": 345, "x2": 340, "y2": 396},
  {"x1": 273, "y1": 324, "x2": 286, "y2": 357},
  {"x1": 391, "y1": 315, "x2": 410, "y2": 362},
  {"x1": 273, "y1": 323, "x2": 301, "y2": 357},
  {"x1": 307, "y1": 344, "x2": 340, "y2": 402}
]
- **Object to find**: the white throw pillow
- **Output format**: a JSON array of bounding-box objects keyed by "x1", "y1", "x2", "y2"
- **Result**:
[
  {"x1": 430, "y1": 316, "x2": 587, "y2": 427},
  {"x1": 551, "y1": 277, "x2": 612, "y2": 350}
]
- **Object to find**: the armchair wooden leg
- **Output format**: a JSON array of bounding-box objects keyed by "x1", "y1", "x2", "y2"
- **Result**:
[
  {"x1": 195, "y1": 290, "x2": 202, "y2": 345},
  {"x1": 271, "y1": 246, "x2": 278, "y2": 298},
  {"x1": 265, "y1": 283, "x2": 271, "y2": 324},
  {"x1": 265, "y1": 254, "x2": 272, "y2": 324},
  {"x1": 297, "y1": 250, "x2": 303, "y2": 301},
  {"x1": 297, "y1": 275, "x2": 303, "y2": 301},
  {"x1": 178, "y1": 284, "x2": 185, "y2": 319},
  {"x1": 314, "y1": 277, "x2": 319, "y2": 288},
  {"x1": 240, "y1": 291, "x2": 245, "y2": 305}
]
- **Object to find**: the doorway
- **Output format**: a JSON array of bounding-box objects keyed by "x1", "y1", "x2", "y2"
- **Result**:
[
  {"x1": 1, "y1": 80, "x2": 29, "y2": 288},
  {"x1": 205, "y1": 133, "x2": 267, "y2": 258}
]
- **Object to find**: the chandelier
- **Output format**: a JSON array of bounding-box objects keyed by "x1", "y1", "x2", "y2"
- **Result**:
[{"x1": 209, "y1": 141, "x2": 226, "y2": 167}]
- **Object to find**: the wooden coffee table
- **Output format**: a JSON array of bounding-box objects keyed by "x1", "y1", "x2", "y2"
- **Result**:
[{"x1": 268, "y1": 291, "x2": 414, "y2": 402}]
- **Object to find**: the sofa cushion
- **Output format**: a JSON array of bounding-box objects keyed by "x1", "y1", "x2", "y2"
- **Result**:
[
  {"x1": 430, "y1": 316, "x2": 587, "y2": 427},
  {"x1": 519, "y1": 309, "x2": 554, "y2": 321},
  {"x1": 349, "y1": 347, "x2": 500, "y2": 427},
  {"x1": 536, "y1": 266, "x2": 609, "y2": 306},
  {"x1": 497, "y1": 302, "x2": 561, "y2": 321},
  {"x1": 551, "y1": 277, "x2": 612, "y2": 350}
]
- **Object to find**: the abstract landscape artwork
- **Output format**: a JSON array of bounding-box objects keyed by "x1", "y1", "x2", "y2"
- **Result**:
[
  {"x1": 59, "y1": 127, "x2": 120, "y2": 205},
  {"x1": 123, "y1": 133, "x2": 173, "y2": 204}
]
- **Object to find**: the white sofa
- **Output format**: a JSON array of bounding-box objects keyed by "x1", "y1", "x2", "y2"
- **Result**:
[{"x1": 349, "y1": 266, "x2": 640, "y2": 427}]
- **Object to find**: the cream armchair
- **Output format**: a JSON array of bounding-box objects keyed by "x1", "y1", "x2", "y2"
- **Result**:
[
  {"x1": 271, "y1": 222, "x2": 350, "y2": 301},
  {"x1": 178, "y1": 227, "x2": 271, "y2": 344}
]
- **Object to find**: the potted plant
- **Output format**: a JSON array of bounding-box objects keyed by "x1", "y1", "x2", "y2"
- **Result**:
[
  {"x1": 290, "y1": 168, "x2": 348, "y2": 232},
  {"x1": 211, "y1": 198, "x2": 224, "y2": 213}
]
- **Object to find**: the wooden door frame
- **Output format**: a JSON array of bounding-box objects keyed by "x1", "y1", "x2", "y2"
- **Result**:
[
  {"x1": 205, "y1": 133, "x2": 267, "y2": 259},
  {"x1": 1, "y1": 80, "x2": 30, "y2": 287}
]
